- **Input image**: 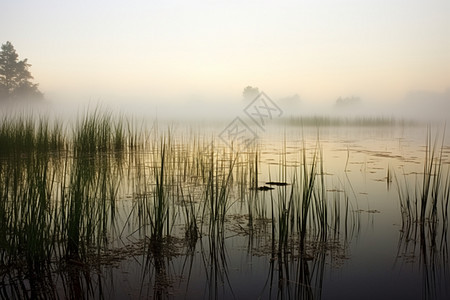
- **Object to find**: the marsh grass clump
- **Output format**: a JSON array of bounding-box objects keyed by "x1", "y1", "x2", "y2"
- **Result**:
[
  {"x1": 129, "y1": 131, "x2": 182, "y2": 253},
  {"x1": 395, "y1": 129, "x2": 450, "y2": 225},
  {"x1": 0, "y1": 111, "x2": 140, "y2": 298},
  {"x1": 395, "y1": 129, "x2": 450, "y2": 274},
  {"x1": 267, "y1": 141, "x2": 327, "y2": 255},
  {"x1": 393, "y1": 129, "x2": 450, "y2": 300},
  {"x1": 251, "y1": 142, "x2": 354, "y2": 299},
  {"x1": 0, "y1": 115, "x2": 35, "y2": 155},
  {"x1": 180, "y1": 192, "x2": 199, "y2": 246},
  {"x1": 60, "y1": 111, "x2": 125, "y2": 261},
  {"x1": 0, "y1": 110, "x2": 365, "y2": 298},
  {"x1": 202, "y1": 144, "x2": 237, "y2": 240},
  {"x1": 0, "y1": 111, "x2": 123, "y2": 270},
  {"x1": 149, "y1": 138, "x2": 172, "y2": 243},
  {"x1": 0, "y1": 114, "x2": 65, "y2": 157},
  {"x1": 0, "y1": 147, "x2": 66, "y2": 298},
  {"x1": 62, "y1": 151, "x2": 118, "y2": 260},
  {"x1": 73, "y1": 110, "x2": 112, "y2": 155},
  {"x1": 241, "y1": 138, "x2": 358, "y2": 267}
]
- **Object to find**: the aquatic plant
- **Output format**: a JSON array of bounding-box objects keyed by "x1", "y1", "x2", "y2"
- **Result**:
[
  {"x1": 0, "y1": 114, "x2": 65, "y2": 156},
  {"x1": 395, "y1": 129, "x2": 450, "y2": 298},
  {"x1": 395, "y1": 129, "x2": 450, "y2": 224},
  {"x1": 0, "y1": 110, "x2": 371, "y2": 299},
  {"x1": 202, "y1": 143, "x2": 236, "y2": 239}
]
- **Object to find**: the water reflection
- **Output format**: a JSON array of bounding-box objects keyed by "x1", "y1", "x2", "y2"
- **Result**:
[
  {"x1": 395, "y1": 130, "x2": 450, "y2": 299},
  {"x1": 396, "y1": 217, "x2": 449, "y2": 299},
  {"x1": 1, "y1": 113, "x2": 450, "y2": 298},
  {"x1": 0, "y1": 261, "x2": 103, "y2": 300},
  {"x1": 262, "y1": 248, "x2": 327, "y2": 299}
]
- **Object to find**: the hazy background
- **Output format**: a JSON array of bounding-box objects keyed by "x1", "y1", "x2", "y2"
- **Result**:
[{"x1": 1, "y1": 0, "x2": 449, "y2": 121}]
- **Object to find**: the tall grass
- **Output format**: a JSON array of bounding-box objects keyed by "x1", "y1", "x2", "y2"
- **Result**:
[
  {"x1": 202, "y1": 144, "x2": 236, "y2": 239},
  {"x1": 0, "y1": 112, "x2": 123, "y2": 265},
  {"x1": 238, "y1": 136, "x2": 359, "y2": 267},
  {"x1": 0, "y1": 150, "x2": 56, "y2": 273},
  {"x1": 149, "y1": 138, "x2": 171, "y2": 243},
  {"x1": 0, "y1": 114, "x2": 64, "y2": 156},
  {"x1": 395, "y1": 129, "x2": 450, "y2": 224},
  {"x1": 1, "y1": 111, "x2": 363, "y2": 298},
  {"x1": 394, "y1": 129, "x2": 450, "y2": 299}
]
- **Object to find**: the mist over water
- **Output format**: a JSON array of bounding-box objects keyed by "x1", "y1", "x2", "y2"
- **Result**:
[
  {"x1": 2, "y1": 87, "x2": 449, "y2": 126},
  {"x1": 2, "y1": 94, "x2": 449, "y2": 298}
]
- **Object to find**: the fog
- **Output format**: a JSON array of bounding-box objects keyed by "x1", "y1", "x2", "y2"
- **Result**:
[
  {"x1": 2, "y1": 1, "x2": 449, "y2": 125},
  {"x1": 2, "y1": 87, "x2": 449, "y2": 127}
]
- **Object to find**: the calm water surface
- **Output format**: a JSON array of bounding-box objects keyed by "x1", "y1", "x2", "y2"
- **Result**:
[
  {"x1": 111, "y1": 125, "x2": 449, "y2": 299},
  {"x1": 2, "y1": 123, "x2": 449, "y2": 299}
]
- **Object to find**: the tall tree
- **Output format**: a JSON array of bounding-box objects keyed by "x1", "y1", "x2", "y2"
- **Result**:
[{"x1": 0, "y1": 41, "x2": 42, "y2": 100}]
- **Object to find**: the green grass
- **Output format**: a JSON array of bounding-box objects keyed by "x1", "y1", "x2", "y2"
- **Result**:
[
  {"x1": 0, "y1": 111, "x2": 123, "y2": 267},
  {"x1": 0, "y1": 110, "x2": 389, "y2": 298},
  {"x1": 394, "y1": 129, "x2": 449, "y2": 295},
  {"x1": 395, "y1": 129, "x2": 450, "y2": 224},
  {"x1": 0, "y1": 114, "x2": 65, "y2": 156}
]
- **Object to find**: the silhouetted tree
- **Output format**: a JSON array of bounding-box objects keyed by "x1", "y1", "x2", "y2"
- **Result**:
[
  {"x1": 0, "y1": 41, "x2": 42, "y2": 100},
  {"x1": 243, "y1": 86, "x2": 260, "y2": 100}
]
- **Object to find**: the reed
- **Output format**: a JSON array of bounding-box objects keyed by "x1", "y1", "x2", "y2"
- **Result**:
[
  {"x1": 180, "y1": 190, "x2": 199, "y2": 245},
  {"x1": 0, "y1": 110, "x2": 366, "y2": 298},
  {"x1": 392, "y1": 128, "x2": 450, "y2": 298},
  {"x1": 242, "y1": 147, "x2": 261, "y2": 228},
  {"x1": 149, "y1": 138, "x2": 171, "y2": 242},
  {"x1": 64, "y1": 120, "x2": 121, "y2": 260},
  {"x1": 0, "y1": 147, "x2": 60, "y2": 282},
  {"x1": 0, "y1": 114, "x2": 65, "y2": 157},
  {"x1": 395, "y1": 129, "x2": 450, "y2": 224},
  {"x1": 202, "y1": 143, "x2": 236, "y2": 239},
  {"x1": 298, "y1": 142, "x2": 320, "y2": 251}
]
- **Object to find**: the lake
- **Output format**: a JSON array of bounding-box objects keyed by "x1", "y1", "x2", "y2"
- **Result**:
[{"x1": 0, "y1": 114, "x2": 449, "y2": 299}]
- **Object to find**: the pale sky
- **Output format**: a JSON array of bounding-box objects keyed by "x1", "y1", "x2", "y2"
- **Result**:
[{"x1": 1, "y1": 0, "x2": 449, "y2": 104}]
